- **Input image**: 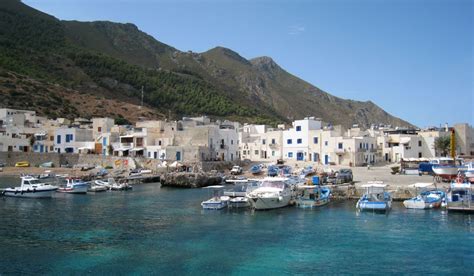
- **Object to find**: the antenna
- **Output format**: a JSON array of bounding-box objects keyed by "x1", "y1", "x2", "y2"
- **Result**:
[{"x1": 140, "y1": 86, "x2": 144, "y2": 109}]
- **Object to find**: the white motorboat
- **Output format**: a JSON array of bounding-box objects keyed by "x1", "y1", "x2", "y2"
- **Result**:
[
  {"x1": 446, "y1": 180, "x2": 474, "y2": 213},
  {"x1": 2, "y1": 176, "x2": 58, "y2": 198},
  {"x1": 403, "y1": 183, "x2": 445, "y2": 209},
  {"x1": 201, "y1": 185, "x2": 229, "y2": 210},
  {"x1": 57, "y1": 178, "x2": 88, "y2": 194},
  {"x1": 356, "y1": 182, "x2": 392, "y2": 213},
  {"x1": 464, "y1": 162, "x2": 474, "y2": 183},
  {"x1": 246, "y1": 177, "x2": 292, "y2": 210},
  {"x1": 95, "y1": 178, "x2": 114, "y2": 189},
  {"x1": 88, "y1": 184, "x2": 108, "y2": 192}
]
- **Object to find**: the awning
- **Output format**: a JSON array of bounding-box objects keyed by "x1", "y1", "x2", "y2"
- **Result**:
[
  {"x1": 114, "y1": 148, "x2": 130, "y2": 152},
  {"x1": 130, "y1": 148, "x2": 144, "y2": 152}
]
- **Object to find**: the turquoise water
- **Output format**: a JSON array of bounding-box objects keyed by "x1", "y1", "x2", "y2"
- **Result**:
[{"x1": 0, "y1": 176, "x2": 473, "y2": 274}]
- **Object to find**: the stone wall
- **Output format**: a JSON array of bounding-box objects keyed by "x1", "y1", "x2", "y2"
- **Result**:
[{"x1": 0, "y1": 151, "x2": 78, "y2": 167}]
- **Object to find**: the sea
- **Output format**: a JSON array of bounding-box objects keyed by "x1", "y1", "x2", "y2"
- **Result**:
[{"x1": 0, "y1": 176, "x2": 473, "y2": 275}]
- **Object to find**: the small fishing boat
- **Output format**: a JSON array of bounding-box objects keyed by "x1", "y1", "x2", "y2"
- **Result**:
[
  {"x1": 57, "y1": 178, "x2": 89, "y2": 194},
  {"x1": 95, "y1": 178, "x2": 115, "y2": 189},
  {"x1": 201, "y1": 185, "x2": 229, "y2": 210},
  {"x1": 2, "y1": 176, "x2": 58, "y2": 198},
  {"x1": 88, "y1": 183, "x2": 108, "y2": 192},
  {"x1": 267, "y1": 165, "x2": 279, "y2": 177},
  {"x1": 446, "y1": 178, "x2": 474, "y2": 213},
  {"x1": 110, "y1": 180, "x2": 132, "y2": 191},
  {"x1": 278, "y1": 165, "x2": 292, "y2": 177},
  {"x1": 224, "y1": 180, "x2": 259, "y2": 208},
  {"x1": 15, "y1": 161, "x2": 30, "y2": 167},
  {"x1": 431, "y1": 157, "x2": 464, "y2": 180},
  {"x1": 403, "y1": 183, "x2": 445, "y2": 209},
  {"x1": 295, "y1": 185, "x2": 331, "y2": 208},
  {"x1": 246, "y1": 178, "x2": 292, "y2": 210},
  {"x1": 356, "y1": 182, "x2": 392, "y2": 213},
  {"x1": 250, "y1": 164, "x2": 262, "y2": 175}
]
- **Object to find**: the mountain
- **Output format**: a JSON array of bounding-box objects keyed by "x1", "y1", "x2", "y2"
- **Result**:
[{"x1": 0, "y1": 0, "x2": 412, "y2": 128}]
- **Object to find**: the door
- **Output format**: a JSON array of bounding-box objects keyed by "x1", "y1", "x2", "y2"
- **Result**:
[
  {"x1": 314, "y1": 153, "x2": 319, "y2": 162},
  {"x1": 297, "y1": 152, "x2": 304, "y2": 161},
  {"x1": 40, "y1": 145, "x2": 44, "y2": 153},
  {"x1": 324, "y1": 155, "x2": 329, "y2": 165},
  {"x1": 176, "y1": 151, "x2": 181, "y2": 161}
]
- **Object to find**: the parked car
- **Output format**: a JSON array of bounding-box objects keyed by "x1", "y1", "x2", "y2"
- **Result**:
[
  {"x1": 230, "y1": 166, "x2": 243, "y2": 175},
  {"x1": 336, "y1": 169, "x2": 353, "y2": 183},
  {"x1": 0, "y1": 162, "x2": 5, "y2": 167}
]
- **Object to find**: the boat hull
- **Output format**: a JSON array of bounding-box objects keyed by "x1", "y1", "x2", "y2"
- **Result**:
[
  {"x1": 296, "y1": 197, "x2": 329, "y2": 208},
  {"x1": 403, "y1": 199, "x2": 441, "y2": 209},
  {"x1": 247, "y1": 194, "x2": 291, "y2": 210},
  {"x1": 357, "y1": 201, "x2": 391, "y2": 213},
  {"x1": 228, "y1": 197, "x2": 249, "y2": 208},
  {"x1": 201, "y1": 201, "x2": 228, "y2": 210},
  {"x1": 57, "y1": 185, "x2": 88, "y2": 194},
  {"x1": 432, "y1": 166, "x2": 459, "y2": 179},
  {"x1": 3, "y1": 188, "x2": 57, "y2": 198}
]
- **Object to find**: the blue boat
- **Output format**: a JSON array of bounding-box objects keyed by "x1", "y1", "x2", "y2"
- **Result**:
[
  {"x1": 356, "y1": 182, "x2": 392, "y2": 213},
  {"x1": 279, "y1": 165, "x2": 292, "y2": 176},
  {"x1": 403, "y1": 183, "x2": 445, "y2": 209},
  {"x1": 296, "y1": 184, "x2": 331, "y2": 208},
  {"x1": 267, "y1": 165, "x2": 279, "y2": 177},
  {"x1": 250, "y1": 164, "x2": 262, "y2": 175}
]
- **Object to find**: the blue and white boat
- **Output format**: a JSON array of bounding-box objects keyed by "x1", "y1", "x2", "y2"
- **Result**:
[
  {"x1": 446, "y1": 180, "x2": 474, "y2": 213},
  {"x1": 356, "y1": 182, "x2": 392, "y2": 213},
  {"x1": 267, "y1": 165, "x2": 279, "y2": 177},
  {"x1": 250, "y1": 164, "x2": 262, "y2": 175},
  {"x1": 201, "y1": 185, "x2": 229, "y2": 210},
  {"x1": 295, "y1": 184, "x2": 331, "y2": 208},
  {"x1": 2, "y1": 176, "x2": 58, "y2": 198},
  {"x1": 56, "y1": 178, "x2": 89, "y2": 194},
  {"x1": 403, "y1": 183, "x2": 445, "y2": 209}
]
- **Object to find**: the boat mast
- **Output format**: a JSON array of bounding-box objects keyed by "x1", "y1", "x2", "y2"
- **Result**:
[{"x1": 450, "y1": 129, "x2": 456, "y2": 160}]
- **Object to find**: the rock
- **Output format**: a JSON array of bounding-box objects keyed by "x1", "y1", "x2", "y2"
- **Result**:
[{"x1": 160, "y1": 172, "x2": 222, "y2": 188}]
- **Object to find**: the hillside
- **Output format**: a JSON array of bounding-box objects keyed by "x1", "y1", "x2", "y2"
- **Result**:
[{"x1": 0, "y1": 0, "x2": 412, "y2": 128}]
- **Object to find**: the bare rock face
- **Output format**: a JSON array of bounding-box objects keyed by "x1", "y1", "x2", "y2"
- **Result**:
[{"x1": 160, "y1": 172, "x2": 222, "y2": 188}]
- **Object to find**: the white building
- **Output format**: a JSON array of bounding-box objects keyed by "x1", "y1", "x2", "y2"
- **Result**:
[
  {"x1": 54, "y1": 127, "x2": 94, "y2": 153},
  {"x1": 282, "y1": 117, "x2": 322, "y2": 161}
]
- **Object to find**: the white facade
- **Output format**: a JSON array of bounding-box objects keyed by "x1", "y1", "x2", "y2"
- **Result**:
[
  {"x1": 54, "y1": 128, "x2": 94, "y2": 154},
  {"x1": 282, "y1": 117, "x2": 322, "y2": 161}
]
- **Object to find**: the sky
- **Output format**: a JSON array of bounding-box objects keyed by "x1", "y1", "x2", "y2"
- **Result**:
[{"x1": 24, "y1": 0, "x2": 473, "y2": 127}]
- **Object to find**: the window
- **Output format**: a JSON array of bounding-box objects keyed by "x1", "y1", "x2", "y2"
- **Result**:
[
  {"x1": 324, "y1": 141, "x2": 328, "y2": 146},
  {"x1": 65, "y1": 134, "x2": 73, "y2": 143},
  {"x1": 103, "y1": 137, "x2": 107, "y2": 146},
  {"x1": 288, "y1": 152, "x2": 293, "y2": 158},
  {"x1": 287, "y1": 139, "x2": 292, "y2": 144},
  {"x1": 271, "y1": 139, "x2": 275, "y2": 144},
  {"x1": 272, "y1": 151, "x2": 275, "y2": 156},
  {"x1": 359, "y1": 143, "x2": 362, "y2": 149},
  {"x1": 50, "y1": 146, "x2": 53, "y2": 151},
  {"x1": 297, "y1": 139, "x2": 302, "y2": 144},
  {"x1": 148, "y1": 152, "x2": 151, "y2": 158},
  {"x1": 50, "y1": 136, "x2": 54, "y2": 141},
  {"x1": 158, "y1": 140, "x2": 162, "y2": 146},
  {"x1": 296, "y1": 126, "x2": 301, "y2": 131},
  {"x1": 255, "y1": 150, "x2": 259, "y2": 155},
  {"x1": 338, "y1": 143, "x2": 343, "y2": 149},
  {"x1": 418, "y1": 152, "x2": 422, "y2": 158},
  {"x1": 231, "y1": 140, "x2": 234, "y2": 145},
  {"x1": 56, "y1": 135, "x2": 61, "y2": 144},
  {"x1": 98, "y1": 127, "x2": 102, "y2": 133},
  {"x1": 262, "y1": 139, "x2": 266, "y2": 145},
  {"x1": 418, "y1": 141, "x2": 422, "y2": 147},
  {"x1": 313, "y1": 137, "x2": 318, "y2": 144}
]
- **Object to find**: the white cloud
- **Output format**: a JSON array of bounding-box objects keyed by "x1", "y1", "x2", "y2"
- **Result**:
[{"x1": 288, "y1": 24, "x2": 305, "y2": 35}]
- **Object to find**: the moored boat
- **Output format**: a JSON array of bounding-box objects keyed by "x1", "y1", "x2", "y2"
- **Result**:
[
  {"x1": 201, "y1": 185, "x2": 229, "y2": 210},
  {"x1": 446, "y1": 179, "x2": 474, "y2": 213},
  {"x1": 2, "y1": 176, "x2": 58, "y2": 198},
  {"x1": 57, "y1": 178, "x2": 88, "y2": 194},
  {"x1": 356, "y1": 182, "x2": 392, "y2": 213},
  {"x1": 464, "y1": 162, "x2": 474, "y2": 183},
  {"x1": 267, "y1": 165, "x2": 279, "y2": 177},
  {"x1": 431, "y1": 157, "x2": 464, "y2": 180},
  {"x1": 295, "y1": 184, "x2": 331, "y2": 208},
  {"x1": 403, "y1": 183, "x2": 445, "y2": 209},
  {"x1": 246, "y1": 177, "x2": 292, "y2": 210},
  {"x1": 88, "y1": 184, "x2": 108, "y2": 192}
]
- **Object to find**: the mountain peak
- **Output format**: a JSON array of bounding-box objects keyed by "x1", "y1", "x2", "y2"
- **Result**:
[
  {"x1": 250, "y1": 56, "x2": 281, "y2": 73},
  {"x1": 204, "y1": 46, "x2": 250, "y2": 65}
]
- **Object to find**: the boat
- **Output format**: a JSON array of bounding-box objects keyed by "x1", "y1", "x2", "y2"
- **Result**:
[
  {"x1": 2, "y1": 176, "x2": 58, "y2": 198},
  {"x1": 278, "y1": 165, "x2": 292, "y2": 177},
  {"x1": 56, "y1": 178, "x2": 89, "y2": 194},
  {"x1": 15, "y1": 161, "x2": 30, "y2": 167},
  {"x1": 95, "y1": 178, "x2": 114, "y2": 189},
  {"x1": 403, "y1": 183, "x2": 445, "y2": 209},
  {"x1": 446, "y1": 178, "x2": 474, "y2": 213},
  {"x1": 464, "y1": 162, "x2": 474, "y2": 183},
  {"x1": 431, "y1": 157, "x2": 464, "y2": 180},
  {"x1": 110, "y1": 180, "x2": 132, "y2": 191},
  {"x1": 201, "y1": 185, "x2": 229, "y2": 210},
  {"x1": 88, "y1": 183, "x2": 108, "y2": 192},
  {"x1": 246, "y1": 177, "x2": 292, "y2": 210},
  {"x1": 300, "y1": 165, "x2": 315, "y2": 177},
  {"x1": 250, "y1": 164, "x2": 262, "y2": 175},
  {"x1": 267, "y1": 165, "x2": 279, "y2": 177},
  {"x1": 224, "y1": 180, "x2": 259, "y2": 208},
  {"x1": 295, "y1": 185, "x2": 331, "y2": 208},
  {"x1": 356, "y1": 182, "x2": 392, "y2": 213}
]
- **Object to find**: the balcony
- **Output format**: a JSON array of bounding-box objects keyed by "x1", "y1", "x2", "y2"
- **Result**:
[{"x1": 334, "y1": 148, "x2": 345, "y2": 154}]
